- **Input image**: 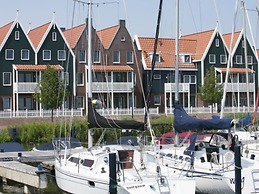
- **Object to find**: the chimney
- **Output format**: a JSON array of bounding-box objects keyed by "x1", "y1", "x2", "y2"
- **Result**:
[{"x1": 119, "y1": 20, "x2": 125, "y2": 27}]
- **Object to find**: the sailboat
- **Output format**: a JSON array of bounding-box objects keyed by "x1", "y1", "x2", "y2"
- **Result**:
[{"x1": 54, "y1": 1, "x2": 195, "y2": 194}]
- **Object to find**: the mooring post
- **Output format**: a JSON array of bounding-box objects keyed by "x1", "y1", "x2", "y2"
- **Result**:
[
  {"x1": 234, "y1": 144, "x2": 241, "y2": 194},
  {"x1": 109, "y1": 152, "x2": 117, "y2": 194}
]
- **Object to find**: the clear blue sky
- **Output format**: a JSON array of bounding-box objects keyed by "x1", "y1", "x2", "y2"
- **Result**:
[{"x1": 0, "y1": 0, "x2": 259, "y2": 45}]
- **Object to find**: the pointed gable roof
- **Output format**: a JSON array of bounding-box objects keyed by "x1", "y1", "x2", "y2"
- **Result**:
[
  {"x1": 136, "y1": 36, "x2": 196, "y2": 69},
  {"x1": 63, "y1": 23, "x2": 85, "y2": 49},
  {"x1": 222, "y1": 31, "x2": 241, "y2": 51},
  {"x1": 97, "y1": 25, "x2": 119, "y2": 49},
  {"x1": 28, "y1": 22, "x2": 51, "y2": 49},
  {"x1": 0, "y1": 21, "x2": 15, "y2": 47},
  {"x1": 181, "y1": 29, "x2": 215, "y2": 61}
]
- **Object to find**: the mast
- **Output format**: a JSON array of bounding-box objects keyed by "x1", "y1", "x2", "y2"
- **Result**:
[
  {"x1": 87, "y1": 0, "x2": 93, "y2": 148},
  {"x1": 242, "y1": 1, "x2": 250, "y2": 113},
  {"x1": 174, "y1": 0, "x2": 180, "y2": 145}
]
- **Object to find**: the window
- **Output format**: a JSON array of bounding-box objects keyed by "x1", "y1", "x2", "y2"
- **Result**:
[
  {"x1": 62, "y1": 72, "x2": 69, "y2": 85},
  {"x1": 93, "y1": 50, "x2": 100, "y2": 63},
  {"x1": 183, "y1": 55, "x2": 191, "y2": 63},
  {"x1": 215, "y1": 39, "x2": 219, "y2": 47},
  {"x1": 58, "y1": 50, "x2": 66, "y2": 61},
  {"x1": 220, "y1": 55, "x2": 227, "y2": 64},
  {"x1": 79, "y1": 50, "x2": 86, "y2": 63},
  {"x1": 183, "y1": 75, "x2": 196, "y2": 84},
  {"x1": 52, "y1": 32, "x2": 57, "y2": 41},
  {"x1": 209, "y1": 54, "x2": 216, "y2": 64},
  {"x1": 76, "y1": 96, "x2": 84, "y2": 108},
  {"x1": 21, "y1": 49, "x2": 29, "y2": 60},
  {"x1": 154, "y1": 95, "x2": 161, "y2": 105},
  {"x1": 15, "y1": 31, "x2": 19, "y2": 40},
  {"x1": 126, "y1": 51, "x2": 133, "y2": 63},
  {"x1": 43, "y1": 50, "x2": 51, "y2": 60},
  {"x1": 5, "y1": 49, "x2": 14, "y2": 60},
  {"x1": 3, "y1": 72, "x2": 11, "y2": 86},
  {"x1": 113, "y1": 51, "x2": 120, "y2": 63},
  {"x1": 236, "y1": 55, "x2": 242, "y2": 64},
  {"x1": 154, "y1": 74, "x2": 161, "y2": 79},
  {"x1": 77, "y1": 72, "x2": 84, "y2": 85},
  {"x1": 247, "y1": 56, "x2": 253, "y2": 64},
  {"x1": 121, "y1": 36, "x2": 125, "y2": 42},
  {"x1": 150, "y1": 53, "x2": 161, "y2": 63},
  {"x1": 3, "y1": 97, "x2": 11, "y2": 110}
]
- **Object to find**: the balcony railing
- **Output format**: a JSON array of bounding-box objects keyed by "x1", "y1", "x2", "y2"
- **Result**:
[
  {"x1": 13, "y1": 82, "x2": 38, "y2": 93},
  {"x1": 90, "y1": 82, "x2": 133, "y2": 92},
  {"x1": 164, "y1": 83, "x2": 190, "y2": 93},
  {"x1": 220, "y1": 83, "x2": 255, "y2": 92}
]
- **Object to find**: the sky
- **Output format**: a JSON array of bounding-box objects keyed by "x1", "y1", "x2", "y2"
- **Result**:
[{"x1": 1, "y1": 0, "x2": 259, "y2": 45}]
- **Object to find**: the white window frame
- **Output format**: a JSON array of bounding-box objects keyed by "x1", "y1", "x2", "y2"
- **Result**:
[
  {"x1": 126, "y1": 51, "x2": 134, "y2": 64},
  {"x1": 43, "y1": 50, "x2": 51, "y2": 61},
  {"x1": 247, "y1": 56, "x2": 253, "y2": 64},
  {"x1": 154, "y1": 95, "x2": 161, "y2": 105},
  {"x1": 236, "y1": 55, "x2": 242, "y2": 64},
  {"x1": 121, "y1": 36, "x2": 126, "y2": 42},
  {"x1": 183, "y1": 75, "x2": 196, "y2": 84},
  {"x1": 150, "y1": 53, "x2": 161, "y2": 63},
  {"x1": 220, "y1": 55, "x2": 227, "y2": 64},
  {"x1": 52, "y1": 32, "x2": 57, "y2": 41},
  {"x1": 5, "y1": 49, "x2": 14, "y2": 60},
  {"x1": 21, "y1": 49, "x2": 30, "y2": 60},
  {"x1": 15, "y1": 31, "x2": 20, "y2": 40},
  {"x1": 58, "y1": 50, "x2": 66, "y2": 61},
  {"x1": 183, "y1": 55, "x2": 191, "y2": 63},
  {"x1": 62, "y1": 72, "x2": 69, "y2": 85},
  {"x1": 209, "y1": 54, "x2": 216, "y2": 64},
  {"x1": 154, "y1": 74, "x2": 161, "y2": 79},
  {"x1": 3, "y1": 97, "x2": 11, "y2": 110},
  {"x1": 93, "y1": 50, "x2": 100, "y2": 63},
  {"x1": 77, "y1": 72, "x2": 84, "y2": 86},
  {"x1": 79, "y1": 50, "x2": 86, "y2": 63},
  {"x1": 3, "y1": 72, "x2": 11, "y2": 86},
  {"x1": 215, "y1": 39, "x2": 219, "y2": 47},
  {"x1": 113, "y1": 51, "x2": 120, "y2": 63}
]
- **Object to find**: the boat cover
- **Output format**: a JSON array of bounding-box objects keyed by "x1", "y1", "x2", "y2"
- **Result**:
[{"x1": 174, "y1": 104, "x2": 234, "y2": 133}]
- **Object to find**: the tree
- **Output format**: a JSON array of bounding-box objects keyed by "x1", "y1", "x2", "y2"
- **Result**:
[
  {"x1": 34, "y1": 65, "x2": 67, "y2": 122},
  {"x1": 198, "y1": 66, "x2": 223, "y2": 115}
]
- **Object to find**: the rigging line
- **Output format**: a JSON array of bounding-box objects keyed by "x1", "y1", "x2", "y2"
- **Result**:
[
  {"x1": 187, "y1": 0, "x2": 198, "y2": 33},
  {"x1": 144, "y1": 0, "x2": 163, "y2": 129},
  {"x1": 246, "y1": 6, "x2": 257, "y2": 49}
]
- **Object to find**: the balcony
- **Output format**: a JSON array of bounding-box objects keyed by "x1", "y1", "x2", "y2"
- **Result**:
[
  {"x1": 164, "y1": 83, "x2": 190, "y2": 93},
  {"x1": 13, "y1": 82, "x2": 38, "y2": 93},
  {"x1": 89, "y1": 82, "x2": 134, "y2": 93},
  {"x1": 222, "y1": 83, "x2": 255, "y2": 92}
]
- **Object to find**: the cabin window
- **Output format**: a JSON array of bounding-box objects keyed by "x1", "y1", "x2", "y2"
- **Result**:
[
  {"x1": 209, "y1": 54, "x2": 216, "y2": 64},
  {"x1": 79, "y1": 50, "x2": 86, "y2": 63},
  {"x1": 68, "y1": 157, "x2": 80, "y2": 164},
  {"x1": 154, "y1": 95, "x2": 161, "y2": 105},
  {"x1": 88, "y1": 181, "x2": 95, "y2": 187},
  {"x1": 5, "y1": 49, "x2": 14, "y2": 60},
  {"x1": 77, "y1": 72, "x2": 84, "y2": 85},
  {"x1": 81, "y1": 159, "x2": 94, "y2": 167},
  {"x1": 93, "y1": 50, "x2": 100, "y2": 63},
  {"x1": 220, "y1": 55, "x2": 227, "y2": 64},
  {"x1": 3, "y1": 72, "x2": 11, "y2": 86},
  {"x1": 154, "y1": 74, "x2": 161, "y2": 79},
  {"x1": 43, "y1": 50, "x2": 51, "y2": 60},
  {"x1": 236, "y1": 55, "x2": 242, "y2": 64},
  {"x1": 21, "y1": 49, "x2": 29, "y2": 60},
  {"x1": 76, "y1": 96, "x2": 84, "y2": 108},
  {"x1": 247, "y1": 56, "x2": 253, "y2": 64},
  {"x1": 15, "y1": 31, "x2": 19, "y2": 40},
  {"x1": 58, "y1": 50, "x2": 66, "y2": 61},
  {"x1": 113, "y1": 51, "x2": 120, "y2": 63},
  {"x1": 215, "y1": 39, "x2": 219, "y2": 47},
  {"x1": 126, "y1": 51, "x2": 133, "y2": 64},
  {"x1": 52, "y1": 32, "x2": 57, "y2": 41}
]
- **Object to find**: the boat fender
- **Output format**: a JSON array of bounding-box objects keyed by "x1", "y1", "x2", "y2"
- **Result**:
[{"x1": 224, "y1": 151, "x2": 234, "y2": 163}]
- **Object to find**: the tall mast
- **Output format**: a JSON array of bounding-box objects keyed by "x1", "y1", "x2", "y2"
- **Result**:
[{"x1": 87, "y1": 0, "x2": 93, "y2": 148}]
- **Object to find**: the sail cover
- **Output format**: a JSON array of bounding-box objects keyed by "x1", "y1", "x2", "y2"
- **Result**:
[
  {"x1": 174, "y1": 104, "x2": 234, "y2": 133},
  {"x1": 88, "y1": 99, "x2": 145, "y2": 131}
]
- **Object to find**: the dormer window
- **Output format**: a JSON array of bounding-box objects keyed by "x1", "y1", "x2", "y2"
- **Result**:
[
  {"x1": 15, "y1": 31, "x2": 19, "y2": 40},
  {"x1": 121, "y1": 36, "x2": 125, "y2": 42},
  {"x1": 150, "y1": 53, "x2": 161, "y2": 63},
  {"x1": 183, "y1": 55, "x2": 191, "y2": 63}
]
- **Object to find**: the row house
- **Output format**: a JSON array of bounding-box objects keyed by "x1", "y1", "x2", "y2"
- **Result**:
[
  {"x1": 135, "y1": 27, "x2": 258, "y2": 112},
  {"x1": 0, "y1": 19, "x2": 75, "y2": 111},
  {"x1": 63, "y1": 20, "x2": 138, "y2": 113}
]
